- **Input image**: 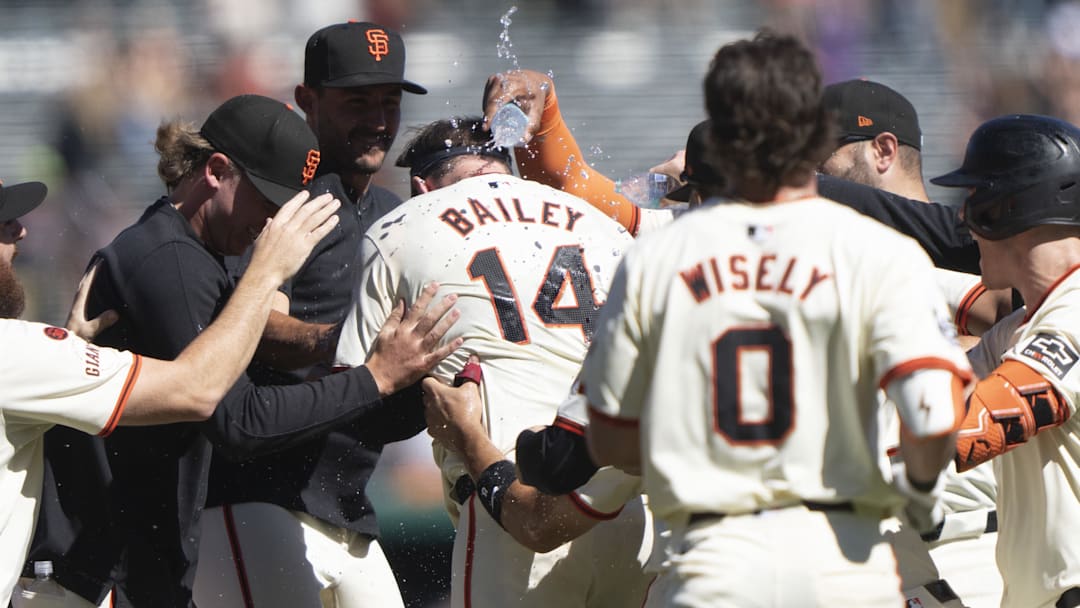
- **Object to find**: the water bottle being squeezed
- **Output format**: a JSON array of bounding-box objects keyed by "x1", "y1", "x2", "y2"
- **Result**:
[{"x1": 490, "y1": 102, "x2": 529, "y2": 148}]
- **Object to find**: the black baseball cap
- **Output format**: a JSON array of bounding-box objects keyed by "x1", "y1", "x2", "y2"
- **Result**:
[
  {"x1": 667, "y1": 120, "x2": 723, "y2": 202},
  {"x1": 200, "y1": 95, "x2": 321, "y2": 207},
  {"x1": 823, "y1": 79, "x2": 922, "y2": 150},
  {"x1": 304, "y1": 21, "x2": 427, "y2": 94},
  {"x1": 0, "y1": 181, "x2": 47, "y2": 221}
]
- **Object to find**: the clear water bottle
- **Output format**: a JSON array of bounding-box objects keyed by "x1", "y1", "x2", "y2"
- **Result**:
[
  {"x1": 14, "y1": 560, "x2": 66, "y2": 603},
  {"x1": 615, "y1": 172, "x2": 674, "y2": 208},
  {"x1": 490, "y1": 102, "x2": 529, "y2": 148}
]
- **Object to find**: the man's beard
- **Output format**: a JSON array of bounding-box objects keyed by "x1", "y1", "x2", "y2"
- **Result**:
[
  {"x1": 0, "y1": 259, "x2": 27, "y2": 319},
  {"x1": 835, "y1": 156, "x2": 880, "y2": 190}
]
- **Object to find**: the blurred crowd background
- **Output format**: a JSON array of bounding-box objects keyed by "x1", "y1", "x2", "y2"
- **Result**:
[{"x1": 0, "y1": 0, "x2": 1074, "y2": 605}]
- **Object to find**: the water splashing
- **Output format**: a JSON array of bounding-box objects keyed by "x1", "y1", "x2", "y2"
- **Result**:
[{"x1": 497, "y1": 6, "x2": 520, "y2": 70}]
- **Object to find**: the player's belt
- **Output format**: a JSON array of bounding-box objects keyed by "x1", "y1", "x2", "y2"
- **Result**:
[
  {"x1": 920, "y1": 509, "x2": 997, "y2": 542},
  {"x1": 688, "y1": 501, "x2": 854, "y2": 526},
  {"x1": 1058, "y1": 587, "x2": 1080, "y2": 608},
  {"x1": 924, "y1": 579, "x2": 961, "y2": 604}
]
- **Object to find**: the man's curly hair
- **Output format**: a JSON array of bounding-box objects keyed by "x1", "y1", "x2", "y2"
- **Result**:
[{"x1": 703, "y1": 30, "x2": 835, "y2": 197}]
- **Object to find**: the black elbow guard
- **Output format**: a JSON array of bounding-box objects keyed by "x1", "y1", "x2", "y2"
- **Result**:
[{"x1": 515, "y1": 425, "x2": 598, "y2": 495}]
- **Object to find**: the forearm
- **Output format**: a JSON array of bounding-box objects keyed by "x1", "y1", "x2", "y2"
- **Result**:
[
  {"x1": 455, "y1": 424, "x2": 507, "y2": 480},
  {"x1": 204, "y1": 366, "x2": 420, "y2": 459},
  {"x1": 351, "y1": 383, "x2": 427, "y2": 444},
  {"x1": 255, "y1": 310, "x2": 340, "y2": 371},
  {"x1": 516, "y1": 92, "x2": 639, "y2": 233},
  {"x1": 900, "y1": 431, "x2": 955, "y2": 486}
]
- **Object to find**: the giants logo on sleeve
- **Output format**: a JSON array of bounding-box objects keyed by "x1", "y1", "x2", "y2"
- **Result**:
[
  {"x1": 1020, "y1": 333, "x2": 1079, "y2": 380},
  {"x1": 43, "y1": 326, "x2": 69, "y2": 340}
]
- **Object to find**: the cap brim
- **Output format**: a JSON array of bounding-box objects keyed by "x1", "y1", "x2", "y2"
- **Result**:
[
  {"x1": 929, "y1": 169, "x2": 985, "y2": 188},
  {"x1": 0, "y1": 181, "x2": 48, "y2": 221},
  {"x1": 320, "y1": 74, "x2": 427, "y2": 94},
  {"x1": 665, "y1": 183, "x2": 693, "y2": 203},
  {"x1": 248, "y1": 173, "x2": 301, "y2": 208}
]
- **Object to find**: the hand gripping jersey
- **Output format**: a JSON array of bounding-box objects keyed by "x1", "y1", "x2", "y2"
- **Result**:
[
  {"x1": 336, "y1": 173, "x2": 633, "y2": 511},
  {"x1": 964, "y1": 268, "x2": 1080, "y2": 608},
  {"x1": 584, "y1": 198, "x2": 972, "y2": 523},
  {"x1": 0, "y1": 321, "x2": 140, "y2": 606}
]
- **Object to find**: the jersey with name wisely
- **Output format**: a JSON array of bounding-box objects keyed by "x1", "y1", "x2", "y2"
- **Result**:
[
  {"x1": 966, "y1": 267, "x2": 1080, "y2": 608},
  {"x1": 584, "y1": 198, "x2": 971, "y2": 523},
  {"x1": 0, "y1": 321, "x2": 140, "y2": 607},
  {"x1": 336, "y1": 173, "x2": 633, "y2": 504}
]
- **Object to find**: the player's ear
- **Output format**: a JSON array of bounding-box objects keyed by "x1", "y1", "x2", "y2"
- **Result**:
[
  {"x1": 204, "y1": 153, "x2": 234, "y2": 190},
  {"x1": 295, "y1": 84, "x2": 318, "y2": 127},
  {"x1": 871, "y1": 132, "x2": 900, "y2": 173},
  {"x1": 411, "y1": 175, "x2": 432, "y2": 196}
]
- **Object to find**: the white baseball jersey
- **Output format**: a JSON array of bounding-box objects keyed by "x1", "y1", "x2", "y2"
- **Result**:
[
  {"x1": 0, "y1": 320, "x2": 141, "y2": 606},
  {"x1": 336, "y1": 174, "x2": 632, "y2": 481},
  {"x1": 584, "y1": 198, "x2": 971, "y2": 524},
  {"x1": 936, "y1": 268, "x2": 986, "y2": 337},
  {"x1": 966, "y1": 269, "x2": 1080, "y2": 608},
  {"x1": 335, "y1": 174, "x2": 640, "y2": 607}
]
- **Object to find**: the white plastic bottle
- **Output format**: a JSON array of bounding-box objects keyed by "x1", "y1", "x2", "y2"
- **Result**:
[
  {"x1": 14, "y1": 561, "x2": 66, "y2": 605},
  {"x1": 490, "y1": 102, "x2": 529, "y2": 148}
]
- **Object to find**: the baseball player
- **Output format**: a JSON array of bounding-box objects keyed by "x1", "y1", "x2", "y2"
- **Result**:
[
  {"x1": 488, "y1": 70, "x2": 993, "y2": 604},
  {"x1": 196, "y1": 22, "x2": 431, "y2": 608},
  {"x1": 584, "y1": 31, "x2": 972, "y2": 607},
  {"x1": 819, "y1": 78, "x2": 1005, "y2": 608},
  {"x1": 0, "y1": 177, "x2": 339, "y2": 607},
  {"x1": 21, "y1": 95, "x2": 460, "y2": 608},
  {"x1": 932, "y1": 114, "x2": 1080, "y2": 608},
  {"x1": 485, "y1": 68, "x2": 993, "y2": 607},
  {"x1": 334, "y1": 116, "x2": 650, "y2": 607}
]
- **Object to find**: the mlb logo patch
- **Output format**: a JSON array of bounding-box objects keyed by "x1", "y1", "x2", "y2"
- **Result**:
[
  {"x1": 906, "y1": 599, "x2": 924, "y2": 608},
  {"x1": 747, "y1": 223, "x2": 773, "y2": 243}
]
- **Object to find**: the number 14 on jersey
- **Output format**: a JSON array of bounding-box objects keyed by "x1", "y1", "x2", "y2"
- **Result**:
[{"x1": 468, "y1": 245, "x2": 602, "y2": 344}]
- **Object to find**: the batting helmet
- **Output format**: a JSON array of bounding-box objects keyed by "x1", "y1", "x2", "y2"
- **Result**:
[{"x1": 931, "y1": 114, "x2": 1080, "y2": 240}]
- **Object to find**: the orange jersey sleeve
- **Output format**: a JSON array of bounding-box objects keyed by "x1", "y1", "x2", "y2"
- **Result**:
[{"x1": 515, "y1": 91, "x2": 641, "y2": 235}]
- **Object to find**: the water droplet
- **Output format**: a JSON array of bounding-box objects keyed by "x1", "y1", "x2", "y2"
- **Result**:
[{"x1": 496, "y1": 6, "x2": 521, "y2": 70}]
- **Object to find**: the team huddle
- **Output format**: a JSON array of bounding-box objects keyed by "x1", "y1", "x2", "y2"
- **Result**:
[{"x1": 0, "y1": 19, "x2": 1078, "y2": 608}]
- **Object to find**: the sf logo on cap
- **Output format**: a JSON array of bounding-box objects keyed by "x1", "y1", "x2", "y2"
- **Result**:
[
  {"x1": 366, "y1": 29, "x2": 389, "y2": 61},
  {"x1": 302, "y1": 150, "x2": 321, "y2": 186}
]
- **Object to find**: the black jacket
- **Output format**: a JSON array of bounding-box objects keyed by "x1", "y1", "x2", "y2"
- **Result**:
[{"x1": 27, "y1": 197, "x2": 418, "y2": 607}]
